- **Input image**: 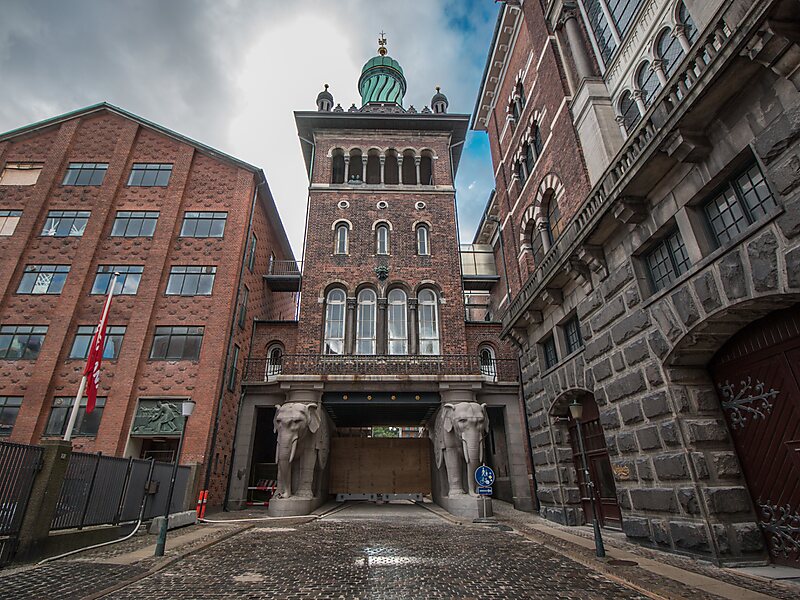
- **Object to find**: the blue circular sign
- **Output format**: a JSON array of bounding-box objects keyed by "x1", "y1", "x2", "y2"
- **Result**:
[{"x1": 474, "y1": 465, "x2": 495, "y2": 487}]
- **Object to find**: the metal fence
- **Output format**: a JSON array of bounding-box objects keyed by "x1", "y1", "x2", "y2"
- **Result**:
[
  {"x1": 51, "y1": 452, "x2": 190, "y2": 531},
  {"x1": 0, "y1": 442, "x2": 43, "y2": 567}
]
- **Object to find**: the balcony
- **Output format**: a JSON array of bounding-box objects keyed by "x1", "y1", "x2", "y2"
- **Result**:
[
  {"x1": 460, "y1": 244, "x2": 499, "y2": 291},
  {"x1": 264, "y1": 259, "x2": 302, "y2": 292},
  {"x1": 243, "y1": 354, "x2": 518, "y2": 383}
]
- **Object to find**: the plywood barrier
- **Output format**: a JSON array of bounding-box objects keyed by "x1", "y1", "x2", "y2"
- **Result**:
[{"x1": 329, "y1": 437, "x2": 432, "y2": 494}]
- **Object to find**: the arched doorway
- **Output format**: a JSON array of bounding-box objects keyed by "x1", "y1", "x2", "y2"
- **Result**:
[
  {"x1": 709, "y1": 303, "x2": 800, "y2": 566},
  {"x1": 557, "y1": 391, "x2": 621, "y2": 529}
]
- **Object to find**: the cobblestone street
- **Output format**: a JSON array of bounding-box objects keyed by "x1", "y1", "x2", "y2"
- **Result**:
[{"x1": 104, "y1": 503, "x2": 647, "y2": 600}]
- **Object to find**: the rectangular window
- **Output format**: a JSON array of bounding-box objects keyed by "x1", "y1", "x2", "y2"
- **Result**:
[
  {"x1": 542, "y1": 335, "x2": 558, "y2": 370},
  {"x1": 0, "y1": 396, "x2": 22, "y2": 437},
  {"x1": 0, "y1": 210, "x2": 22, "y2": 236},
  {"x1": 127, "y1": 163, "x2": 173, "y2": 187},
  {"x1": 248, "y1": 234, "x2": 257, "y2": 272},
  {"x1": 63, "y1": 162, "x2": 108, "y2": 186},
  {"x1": 0, "y1": 325, "x2": 48, "y2": 360},
  {"x1": 704, "y1": 164, "x2": 778, "y2": 246},
  {"x1": 238, "y1": 287, "x2": 249, "y2": 329},
  {"x1": 41, "y1": 210, "x2": 90, "y2": 237},
  {"x1": 228, "y1": 345, "x2": 240, "y2": 392},
  {"x1": 166, "y1": 266, "x2": 216, "y2": 296},
  {"x1": 180, "y1": 211, "x2": 227, "y2": 238},
  {"x1": 69, "y1": 325, "x2": 126, "y2": 360},
  {"x1": 91, "y1": 265, "x2": 143, "y2": 295},
  {"x1": 17, "y1": 265, "x2": 70, "y2": 294},
  {"x1": 45, "y1": 396, "x2": 105, "y2": 437},
  {"x1": 110, "y1": 211, "x2": 159, "y2": 237},
  {"x1": 150, "y1": 326, "x2": 204, "y2": 360},
  {"x1": 564, "y1": 317, "x2": 584, "y2": 355},
  {"x1": 0, "y1": 162, "x2": 43, "y2": 186},
  {"x1": 646, "y1": 229, "x2": 691, "y2": 292},
  {"x1": 582, "y1": 0, "x2": 617, "y2": 64}
]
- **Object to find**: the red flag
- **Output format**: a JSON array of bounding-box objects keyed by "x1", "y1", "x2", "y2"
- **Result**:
[{"x1": 83, "y1": 290, "x2": 113, "y2": 414}]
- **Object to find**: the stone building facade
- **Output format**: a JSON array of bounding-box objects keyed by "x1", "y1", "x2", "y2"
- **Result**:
[
  {"x1": 475, "y1": 0, "x2": 800, "y2": 565},
  {"x1": 0, "y1": 104, "x2": 296, "y2": 504}
]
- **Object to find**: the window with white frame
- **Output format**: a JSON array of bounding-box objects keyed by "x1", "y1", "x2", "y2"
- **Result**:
[
  {"x1": 335, "y1": 223, "x2": 349, "y2": 254},
  {"x1": 387, "y1": 289, "x2": 408, "y2": 355},
  {"x1": 376, "y1": 224, "x2": 389, "y2": 255},
  {"x1": 479, "y1": 346, "x2": 497, "y2": 379},
  {"x1": 323, "y1": 289, "x2": 346, "y2": 354},
  {"x1": 416, "y1": 224, "x2": 430, "y2": 256},
  {"x1": 41, "y1": 210, "x2": 90, "y2": 237},
  {"x1": 418, "y1": 289, "x2": 440, "y2": 355},
  {"x1": 356, "y1": 289, "x2": 377, "y2": 354}
]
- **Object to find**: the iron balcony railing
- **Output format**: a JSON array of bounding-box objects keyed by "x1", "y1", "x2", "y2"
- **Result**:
[
  {"x1": 267, "y1": 259, "x2": 303, "y2": 276},
  {"x1": 244, "y1": 354, "x2": 518, "y2": 382}
]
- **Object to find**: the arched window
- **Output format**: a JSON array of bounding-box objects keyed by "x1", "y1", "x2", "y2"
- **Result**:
[
  {"x1": 656, "y1": 29, "x2": 684, "y2": 78},
  {"x1": 348, "y1": 149, "x2": 363, "y2": 182},
  {"x1": 516, "y1": 81, "x2": 526, "y2": 108},
  {"x1": 402, "y1": 151, "x2": 417, "y2": 185},
  {"x1": 532, "y1": 124, "x2": 543, "y2": 157},
  {"x1": 545, "y1": 192, "x2": 562, "y2": 245},
  {"x1": 376, "y1": 224, "x2": 389, "y2": 255},
  {"x1": 510, "y1": 100, "x2": 521, "y2": 122},
  {"x1": 636, "y1": 61, "x2": 661, "y2": 107},
  {"x1": 387, "y1": 289, "x2": 408, "y2": 355},
  {"x1": 418, "y1": 289, "x2": 440, "y2": 355},
  {"x1": 266, "y1": 344, "x2": 283, "y2": 378},
  {"x1": 517, "y1": 161, "x2": 527, "y2": 187},
  {"x1": 366, "y1": 151, "x2": 381, "y2": 184},
  {"x1": 384, "y1": 151, "x2": 399, "y2": 184},
  {"x1": 331, "y1": 150, "x2": 345, "y2": 184},
  {"x1": 323, "y1": 289, "x2": 346, "y2": 355},
  {"x1": 678, "y1": 1, "x2": 698, "y2": 43},
  {"x1": 525, "y1": 138, "x2": 537, "y2": 175},
  {"x1": 420, "y1": 152, "x2": 433, "y2": 185},
  {"x1": 479, "y1": 346, "x2": 497, "y2": 380},
  {"x1": 356, "y1": 289, "x2": 376, "y2": 355},
  {"x1": 416, "y1": 224, "x2": 430, "y2": 256},
  {"x1": 334, "y1": 223, "x2": 349, "y2": 254},
  {"x1": 619, "y1": 90, "x2": 641, "y2": 133}
]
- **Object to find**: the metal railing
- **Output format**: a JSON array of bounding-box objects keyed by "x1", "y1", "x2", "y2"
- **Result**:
[
  {"x1": 501, "y1": 15, "x2": 736, "y2": 335},
  {"x1": 267, "y1": 259, "x2": 303, "y2": 276},
  {"x1": 244, "y1": 354, "x2": 518, "y2": 382},
  {"x1": 51, "y1": 452, "x2": 190, "y2": 531},
  {"x1": 0, "y1": 441, "x2": 43, "y2": 566}
]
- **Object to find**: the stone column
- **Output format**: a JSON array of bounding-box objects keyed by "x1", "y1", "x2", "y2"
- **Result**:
[
  {"x1": 538, "y1": 221, "x2": 552, "y2": 253},
  {"x1": 408, "y1": 298, "x2": 418, "y2": 355},
  {"x1": 377, "y1": 297, "x2": 388, "y2": 354},
  {"x1": 343, "y1": 155, "x2": 350, "y2": 182},
  {"x1": 615, "y1": 114, "x2": 628, "y2": 137},
  {"x1": 345, "y1": 297, "x2": 357, "y2": 354},
  {"x1": 674, "y1": 24, "x2": 692, "y2": 53},
  {"x1": 632, "y1": 90, "x2": 647, "y2": 115},
  {"x1": 360, "y1": 155, "x2": 367, "y2": 182},
  {"x1": 560, "y1": 3, "x2": 593, "y2": 81},
  {"x1": 652, "y1": 59, "x2": 668, "y2": 86},
  {"x1": 414, "y1": 156, "x2": 421, "y2": 186},
  {"x1": 379, "y1": 155, "x2": 386, "y2": 184},
  {"x1": 397, "y1": 156, "x2": 404, "y2": 183}
]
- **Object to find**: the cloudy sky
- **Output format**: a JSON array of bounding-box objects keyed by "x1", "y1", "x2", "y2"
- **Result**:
[{"x1": 0, "y1": 0, "x2": 499, "y2": 255}]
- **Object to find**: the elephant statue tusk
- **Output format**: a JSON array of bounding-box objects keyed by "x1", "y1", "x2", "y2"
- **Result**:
[
  {"x1": 289, "y1": 437, "x2": 298, "y2": 464},
  {"x1": 462, "y1": 438, "x2": 469, "y2": 465}
]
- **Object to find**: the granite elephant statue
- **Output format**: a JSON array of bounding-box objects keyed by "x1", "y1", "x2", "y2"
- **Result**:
[
  {"x1": 273, "y1": 402, "x2": 329, "y2": 499},
  {"x1": 432, "y1": 402, "x2": 489, "y2": 496}
]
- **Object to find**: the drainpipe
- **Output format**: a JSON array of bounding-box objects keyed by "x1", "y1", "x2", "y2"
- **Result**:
[{"x1": 205, "y1": 173, "x2": 263, "y2": 506}]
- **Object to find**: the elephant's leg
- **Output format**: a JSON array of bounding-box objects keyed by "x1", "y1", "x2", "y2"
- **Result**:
[
  {"x1": 443, "y1": 447, "x2": 465, "y2": 496},
  {"x1": 277, "y1": 458, "x2": 292, "y2": 498},
  {"x1": 295, "y1": 446, "x2": 315, "y2": 497}
]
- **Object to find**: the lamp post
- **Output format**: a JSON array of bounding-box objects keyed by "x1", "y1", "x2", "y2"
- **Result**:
[
  {"x1": 154, "y1": 399, "x2": 195, "y2": 557},
  {"x1": 569, "y1": 398, "x2": 606, "y2": 558}
]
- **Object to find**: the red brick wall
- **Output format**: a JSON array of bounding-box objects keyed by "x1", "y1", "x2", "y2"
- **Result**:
[{"x1": 0, "y1": 108, "x2": 294, "y2": 505}]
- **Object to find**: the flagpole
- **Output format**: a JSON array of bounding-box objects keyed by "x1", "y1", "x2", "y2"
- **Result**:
[{"x1": 64, "y1": 272, "x2": 119, "y2": 442}]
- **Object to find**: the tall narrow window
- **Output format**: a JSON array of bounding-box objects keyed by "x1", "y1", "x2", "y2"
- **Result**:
[
  {"x1": 545, "y1": 194, "x2": 563, "y2": 245},
  {"x1": 227, "y1": 345, "x2": 240, "y2": 392},
  {"x1": 517, "y1": 161, "x2": 527, "y2": 187},
  {"x1": 331, "y1": 151, "x2": 345, "y2": 184},
  {"x1": 656, "y1": 29, "x2": 684, "y2": 78},
  {"x1": 619, "y1": 91, "x2": 641, "y2": 133},
  {"x1": 418, "y1": 289, "x2": 440, "y2": 355},
  {"x1": 267, "y1": 345, "x2": 283, "y2": 377},
  {"x1": 356, "y1": 289, "x2": 377, "y2": 355},
  {"x1": 479, "y1": 346, "x2": 497, "y2": 380},
  {"x1": 416, "y1": 225, "x2": 430, "y2": 256},
  {"x1": 678, "y1": 2, "x2": 698, "y2": 43},
  {"x1": 387, "y1": 289, "x2": 408, "y2": 355},
  {"x1": 324, "y1": 289, "x2": 346, "y2": 355},
  {"x1": 248, "y1": 234, "x2": 257, "y2": 272},
  {"x1": 376, "y1": 224, "x2": 389, "y2": 255},
  {"x1": 335, "y1": 223, "x2": 349, "y2": 254},
  {"x1": 637, "y1": 61, "x2": 661, "y2": 108}
]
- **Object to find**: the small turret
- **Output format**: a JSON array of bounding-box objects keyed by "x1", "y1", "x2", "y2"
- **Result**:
[
  {"x1": 431, "y1": 86, "x2": 449, "y2": 114},
  {"x1": 316, "y1": 84, "x2": 334, "y2": 112}
]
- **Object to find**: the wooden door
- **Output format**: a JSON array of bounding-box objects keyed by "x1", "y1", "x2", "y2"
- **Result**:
[
  {"x1": 710, "y1": 304, "x2": 800, "y2": 566},
  {"x1": 568, "y1": 399, "x2": 622, "y2": 529}
]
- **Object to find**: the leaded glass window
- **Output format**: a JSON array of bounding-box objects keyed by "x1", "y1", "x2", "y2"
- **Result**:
[
  {"x1": 324, "y1": 289, "x2": 346, "y2": 355},
  {"x1": 646, "y1": 229, "x2": 691, "y2": 292},
  {"x1": 388, "y1": 289, "x2": 408, "y2": 355},
  {"x1": 418, "y1": 289, "x2": 440, "y2": 355},
  {"x1": 356, "y1": 289, "x2": 376, "y2": 355}
]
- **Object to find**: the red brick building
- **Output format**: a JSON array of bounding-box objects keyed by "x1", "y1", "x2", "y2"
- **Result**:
[{"x1": 0, "y1": 103, "x2": 295, "y2": 503}]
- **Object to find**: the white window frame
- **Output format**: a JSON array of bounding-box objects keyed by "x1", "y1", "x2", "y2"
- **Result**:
[{"x1": 418, "y1": 289, "x2": 440, "y2": 355}]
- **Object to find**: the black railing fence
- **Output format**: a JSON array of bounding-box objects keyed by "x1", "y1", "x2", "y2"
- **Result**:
[
  {"x1": 267, "y1": 259, "x2": 303, "y2": 276},
  {"x1": 0, "y1": 441, "x2": 43, "y2": 566},
  {"x1": 244, "y1": 354, "x2": 518, "y2": 382}
]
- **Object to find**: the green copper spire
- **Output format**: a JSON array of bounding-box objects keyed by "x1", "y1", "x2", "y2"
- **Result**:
[{"x1": 358, "y1": 33, "x2": 406, "y2": 106}]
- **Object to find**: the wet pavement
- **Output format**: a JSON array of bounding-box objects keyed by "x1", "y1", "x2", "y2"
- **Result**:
[{"x1": 102, "y1": 502, "x2": 648, "y2": 599}]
